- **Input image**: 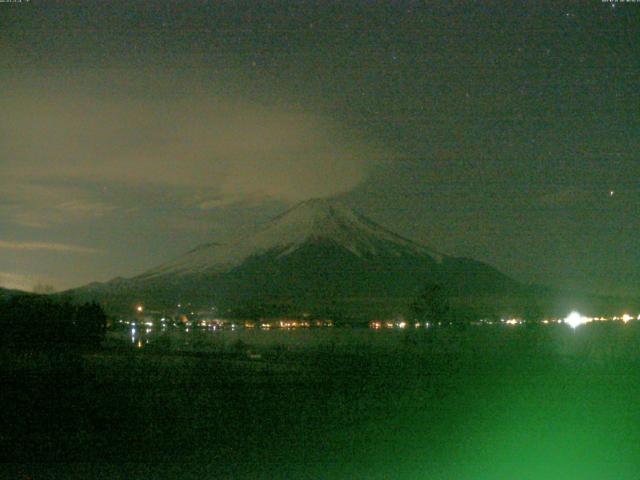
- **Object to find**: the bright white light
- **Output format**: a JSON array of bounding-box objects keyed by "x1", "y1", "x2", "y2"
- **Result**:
[
  {"x1": 622, "y1": 314, "x2": 632, "y2": 323},
  {"x1": 398, "y1": 322, "x2": 406, "y2": 329},
  {"x1": 564, "y1": 311, "x2": 589, "y2": 329},
  {"x1": 136, "y1": 305, "x2": 143, "y2": 313}
]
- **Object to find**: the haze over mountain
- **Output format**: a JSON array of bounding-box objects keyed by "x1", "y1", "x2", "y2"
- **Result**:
[{"x1": 69, "y1": 199, "x2": 524, "y2": 320}]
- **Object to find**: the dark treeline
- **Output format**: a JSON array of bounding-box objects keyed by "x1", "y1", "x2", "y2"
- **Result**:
[{"x1": 0, "y1": 294, "x2": 106, "y2": 350}]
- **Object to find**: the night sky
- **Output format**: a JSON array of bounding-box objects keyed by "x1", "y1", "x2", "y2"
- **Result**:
[{"x1": 1, "y1": 1, "x2": 639, "y2": 296}]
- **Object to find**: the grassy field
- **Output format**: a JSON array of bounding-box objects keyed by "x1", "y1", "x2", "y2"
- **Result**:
[{"x1": 2, "y1": 323, "x2": 640, "y2": 479}]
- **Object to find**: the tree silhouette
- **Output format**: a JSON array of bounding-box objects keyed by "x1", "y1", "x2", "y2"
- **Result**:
[
  {"x1": 0, "y1": 295, "x2": 107, "y2": 350},
  {"x1": 409, "y1": 283, "x2": 450, "y2": 326}
]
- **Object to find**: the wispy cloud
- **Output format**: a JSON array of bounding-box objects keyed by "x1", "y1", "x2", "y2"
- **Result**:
[
  {"x1": 1, "y1": 73, "x2": 382, "y2": 203},
  {"x1": 0, "y1": 272, "x2": 36, "y2": 291},
  {"x1": 0, "y1": 240, "x2": 101, "y2": 254},
  {"x1": 56, "y1": 200, "x2": 116, "y2": 217},
  {"x1": 1, "y1": 182, "x2": 118, "y2": 228},
  {"x1": 194, "y1": 193, "x2": 275, "y2": 210},
  {"x1": 0, "y1": 271, "x2": 59, "y2": 292},
  {"x1": 197, "y1": 197, "x2": 240, "y2": 210}
]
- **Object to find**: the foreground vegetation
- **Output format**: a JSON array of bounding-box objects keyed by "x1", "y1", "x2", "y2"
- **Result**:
[
  {"x1": 2, "y1": 323, "x2": 640, "y2": 479},
  {"x1": 0, "y1": 294, "x2": 106, "y2": 350}
]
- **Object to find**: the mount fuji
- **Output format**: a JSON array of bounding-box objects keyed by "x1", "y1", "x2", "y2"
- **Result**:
[
  {"x1": 138, "y1": 199, "x2": 445, "y2": 279},
  {"x1": 70, "y1": 199, "x2": 520, "y2": 319}
]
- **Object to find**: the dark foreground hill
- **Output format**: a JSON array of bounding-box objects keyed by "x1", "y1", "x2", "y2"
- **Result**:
[{"x1": 0, "y1": 286, "x2": 27, "y2": 299}]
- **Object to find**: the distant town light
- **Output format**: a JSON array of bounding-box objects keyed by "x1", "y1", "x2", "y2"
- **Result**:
[
  {"x1": 136, "y1": 305, "x2": 143, "y2": 313},
  {"x1": 564, "y1": 311, "x2": 589, "y2": 329},
  {"x1": 622, "y1": 314, "x2": 632, "y2": 323}
]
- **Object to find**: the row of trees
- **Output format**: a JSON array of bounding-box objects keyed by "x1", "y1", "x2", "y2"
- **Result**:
[
  {"x1": 0, "y1": 294, "x2": 106, "y2": 350},
  {"x1": 408, "y1": 283, "x2": 452, "y2": 326},
  {"x1": 408, "y1": 283, "x2": 555, "y2": 326}
]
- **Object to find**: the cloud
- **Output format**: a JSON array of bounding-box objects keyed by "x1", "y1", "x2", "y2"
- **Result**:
[
  {"x1": 194, "y1": 194, "x2": 254, "y2": 210},
  {"x1": 0, "y1": 271, "x2": 61, "y2": 292},
  {"x1": 0, "y1": 272, "x2": 37, "y2": 291},
  {"x1": 0, "y1": 240, "x2": 101, "y2": 254},
  {"x1": 1, "y1": 182, "x2": 118, "y2": 227},
  {"x1": 56, "y1": 200, "x2": 116, "y2": 217},
  {"x1": 0, "y1": 72, "x2": 380, "y2": 205},
  {"x1": 197, "y1": 198, "x2": 238, "y2": 210},
  {"x1": 193, "y1": 192, "x2": 278, "y2": 210}
]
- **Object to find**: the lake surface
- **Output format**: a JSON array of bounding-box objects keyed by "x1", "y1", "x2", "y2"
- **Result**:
[{"x1": 113, "y1": 323, "x2": 415, "y2": 354}]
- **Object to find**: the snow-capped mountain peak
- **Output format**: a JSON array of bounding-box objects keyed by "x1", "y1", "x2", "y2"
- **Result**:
[{"x1": 137, "y1": 199, "x2": 442, "y2": 279}]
